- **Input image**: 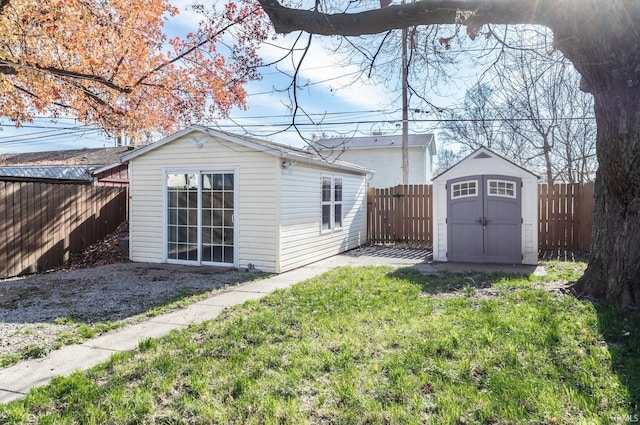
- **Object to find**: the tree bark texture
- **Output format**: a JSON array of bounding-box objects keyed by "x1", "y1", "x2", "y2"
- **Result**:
[
  {"x1": 545, "y1": 2, "x2": 640, "y2": 307},
  {"x1": 255, "y1": 0, "x2": 640, "y2": 306},
  {"x1": 569, "y1": 80, "x2": 640, "y2": 307},
  {"x1": 570, "y1": 84, "x2": 640, "y2": 307},
  {"x1": 256, "y1": 0, "x2": 544, "y2": 35}
]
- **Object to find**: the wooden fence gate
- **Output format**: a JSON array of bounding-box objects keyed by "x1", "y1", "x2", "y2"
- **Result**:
[
  {"x1": 367, "y1": 185, "x2": 433, "y2": 245},
  {"x1": 367, "y1": 183, "x2": 595, "y2": 251}
]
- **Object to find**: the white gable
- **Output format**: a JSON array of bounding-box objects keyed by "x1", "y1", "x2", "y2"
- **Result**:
[{"x1": 433, "y1": 147, "x2": 538, "y2": 182}]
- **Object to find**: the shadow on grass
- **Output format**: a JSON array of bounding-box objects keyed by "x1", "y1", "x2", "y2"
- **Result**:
[
  {"x1": 387, "y1": 266, "x2": 531, "y2": 296},
  {"x1": 390, "y1": 264, "x2": 640, "y2": 422},
  {"x1": 593, "y1": 303, "x2": 640, "y2": 421}
]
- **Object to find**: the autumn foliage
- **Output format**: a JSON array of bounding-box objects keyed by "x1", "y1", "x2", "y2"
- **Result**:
[{"x1": 0, "y1": 0, "x2": 270, "y2": 136}]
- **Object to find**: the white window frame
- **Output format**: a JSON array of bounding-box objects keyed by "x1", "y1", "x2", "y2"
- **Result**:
[
  {"x1": 487, "y1": 179, "x2": 516, "y2": 198},
  {"x1": 451, "y1": 180, "x2": 478, "y2": 199},
  {"x1": 321, "y1": 176, "x2": 332, "y2": 232},
  {"x1": 321, "y1": 175, "x2": 344, "y2": 233},
  {"x1": 334, "y1": 177, "x2": 343, "y2": 230},
  {"x1": 162, "y1": 167, "x2": 238, "y2": 267}
]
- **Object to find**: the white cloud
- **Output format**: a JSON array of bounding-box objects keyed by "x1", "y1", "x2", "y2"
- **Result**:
[{"x1": 257, "y1": 34, "x2": 393, "y2": 110}]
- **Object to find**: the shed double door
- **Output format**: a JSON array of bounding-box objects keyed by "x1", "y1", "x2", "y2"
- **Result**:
[{"x1": 447, "y1": 175, "x2": 522, "y2": 264}]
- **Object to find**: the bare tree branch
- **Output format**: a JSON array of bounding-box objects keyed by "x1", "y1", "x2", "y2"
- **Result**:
[
  {"x1": 1, "y1": 59, "x2": 134, "y2": 93},
  {"x1": 256, "y1": 0, "x2": 541, "y2": 35}
]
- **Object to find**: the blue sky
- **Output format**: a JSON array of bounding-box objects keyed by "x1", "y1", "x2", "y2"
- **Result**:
[{"x1": 0, "y1": 0, "x2": 471, "y2": 154}]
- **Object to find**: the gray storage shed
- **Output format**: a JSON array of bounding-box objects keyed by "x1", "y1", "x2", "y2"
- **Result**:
[{"x1": 432, "y1": 147, "x2": 539, "y2": 265}]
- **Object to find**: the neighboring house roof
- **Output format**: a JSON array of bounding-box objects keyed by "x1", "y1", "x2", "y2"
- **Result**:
[
  {"x1": 0, "y1": 146, "x2": 134, "y2": 167},
  {"x1": 122, "y1": 125, "x2": 373, "y2": 175},
  {"x1": 310, "y1": 134, "x2": 436, "y2": 153},
  {"x1": 0, "y1": 146, "x2": 136, "y2": 183},
  {"x1": 0, "y1": 165, "x2": 94, "y2": 182}
]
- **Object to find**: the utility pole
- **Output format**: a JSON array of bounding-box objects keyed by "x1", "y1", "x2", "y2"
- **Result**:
[{"x1": 401, "y1": 25, "x2": 409, "y2": 186}]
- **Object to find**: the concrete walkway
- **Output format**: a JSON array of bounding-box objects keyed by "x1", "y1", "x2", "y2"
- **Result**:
[{"x1": 0, "y1": 249, "x2": 542, "y2": 404}]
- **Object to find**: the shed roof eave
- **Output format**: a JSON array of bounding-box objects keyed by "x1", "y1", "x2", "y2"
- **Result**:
[
  {"x1": 91, "y1": 162, "x2": 125, "y2": 176},
  {"x1": 280, "y1": 152, "x2": 372, "y2": 175},
  {"x1": 122, "y1": 125, "x2": 372, "y2": 176},
  {"x1": 432, "y1": 146, "x2": 539, "y2": 182}
]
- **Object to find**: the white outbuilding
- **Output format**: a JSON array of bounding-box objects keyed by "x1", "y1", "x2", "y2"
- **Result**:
[
  {"x1": 122, "y1": 125, "x2": 371, "y2": 273},
  {"x1": 432, "y1": 146, "x2": 539, "y2": 265}
]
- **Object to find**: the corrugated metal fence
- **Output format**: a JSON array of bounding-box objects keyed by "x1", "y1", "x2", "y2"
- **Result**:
[
  {"x1": 0, "y1": 182, "x2": 127, "y2": 279},
  {"x1": 367, "y1": 182, "x2": 595, "y2": 251}
]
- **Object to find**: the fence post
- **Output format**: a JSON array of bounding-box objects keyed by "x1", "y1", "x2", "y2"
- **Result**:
[
  {"x1": 392, "y1": 185, "x2": 404, "y2": 241},
  {"x1": 0, "y1": 182, "x2": 6, "y2": 278},
  {"x1": 367, "y1": 187, "x2": 374, "y2": 243}
]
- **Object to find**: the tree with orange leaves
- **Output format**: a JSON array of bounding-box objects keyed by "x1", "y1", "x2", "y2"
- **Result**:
[{"x1": 0, "y1": 0, "x2": 269, "y2": 137}]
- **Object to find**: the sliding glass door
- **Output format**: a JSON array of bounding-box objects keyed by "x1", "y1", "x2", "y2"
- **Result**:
[
  {"x1": 201, "y1": 173, "x2": 234, "y2": 263},
  {"x1": 166, "y1": 171, "x2": 235, "y2": 265}
]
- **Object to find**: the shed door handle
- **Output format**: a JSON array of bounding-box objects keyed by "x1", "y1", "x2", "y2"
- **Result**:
[{"x1": 476, "y1": 217, "x2": 490, "y2": 226}]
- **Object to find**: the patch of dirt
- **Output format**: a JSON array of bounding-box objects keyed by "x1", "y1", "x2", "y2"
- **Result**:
[
  {"x1": 539, "y1": 249, "x2": 590, "y2": 262},
  {"x1": 0, "y1": 224, "x2": 264, "y2": 361},
  {"x1": 429, "y1": 279, "x2": 575, "y2": 301},
  {"x1": 0, "y1": 263, "x2": 263, "y2": 359},
  {"x1": 56, "y1": 221, "x2": 131, "y2": 271}
]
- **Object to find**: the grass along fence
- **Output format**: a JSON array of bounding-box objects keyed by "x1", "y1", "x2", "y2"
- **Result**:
[
  {"x1": 0, "y1": 182, "x2": 127, "y2": 279},
  {"x1": 367, "y1": 182, "x2": 595, "y2": 251}
]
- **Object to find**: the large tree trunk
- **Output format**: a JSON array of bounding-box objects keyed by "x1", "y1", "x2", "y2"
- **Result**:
[
  {"x1": 549, "y1": 3, "x2": 640, "y2": 307},
  {"x1": 573, "y1": 85, "x2": 640, "y2": 307}
]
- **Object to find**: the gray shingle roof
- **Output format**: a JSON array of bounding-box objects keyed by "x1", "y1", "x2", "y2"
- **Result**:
[
  {"x1": 310, "y1": 134, "x2": 434, "y2": 150},
  {"x1": 0, "y1": 146, "x2": 134, "y2": 167}
]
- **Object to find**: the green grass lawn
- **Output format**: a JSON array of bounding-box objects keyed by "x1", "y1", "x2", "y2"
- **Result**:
[{"x1": 1, "y1": 263, "x2": 639, "y2": 424}]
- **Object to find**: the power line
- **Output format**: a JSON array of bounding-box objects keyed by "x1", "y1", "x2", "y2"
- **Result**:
[
  {"x1": 0, "y1": 128, "x2": 105, "y2": 146},
  {"x1": 211, "y1": 116, "x2": 596, "y2": 128}
]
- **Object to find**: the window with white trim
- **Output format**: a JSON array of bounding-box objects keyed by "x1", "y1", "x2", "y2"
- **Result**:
[
  {"x1": 488, "y1": 179, "x2": 516, "y2": 198},
  {"x1": 321, "y1": 176, "x2": 343, "y2": 231},
  {"x1": 451, "y1": 180, "x2": 478, "y2": 199},
  {"x1": 334, "y1": 177, "x2": 343, "y2": 228}
]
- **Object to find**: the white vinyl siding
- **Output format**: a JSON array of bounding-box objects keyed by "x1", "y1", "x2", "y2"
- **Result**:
[
  {"x1": 279, "y1": 165, "x2": 367, "y2": 272},
  {"x1": 128, "y1": 134, "x2": 279, "y2": 272},
  {"x1": 321, "y1": 146, "x2": 430, "y2": 188}
]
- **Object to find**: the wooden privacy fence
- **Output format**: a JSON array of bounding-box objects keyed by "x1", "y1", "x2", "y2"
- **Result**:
[
  {"x1": 367, "y1": 185, "x2": 433, "y2": 245},
  {"x1": 538, "y1": 183, "x2": 594, "y2": 251},
  {"x1": 367, "y1": 182, "x2": 595, "y2": 251},
  {"x1": 0, "y1": 182, "x2": 127, "y2": 279}
]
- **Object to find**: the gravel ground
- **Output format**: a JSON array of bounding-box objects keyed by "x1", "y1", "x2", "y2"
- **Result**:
[{"x1": 0, "y1": 263, "x2": 263, "y2": 360}]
